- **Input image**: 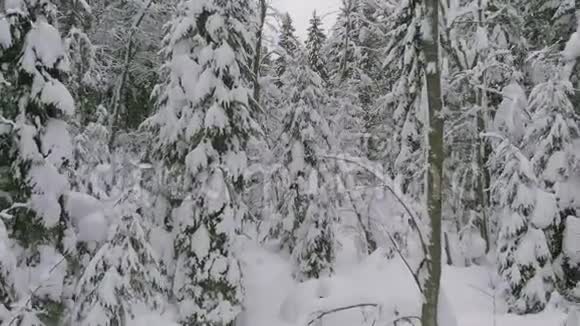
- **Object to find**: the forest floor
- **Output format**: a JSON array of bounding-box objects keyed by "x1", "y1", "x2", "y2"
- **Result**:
[{"x1": 238, "y1": 240, "x2": 567, "y2": 326}]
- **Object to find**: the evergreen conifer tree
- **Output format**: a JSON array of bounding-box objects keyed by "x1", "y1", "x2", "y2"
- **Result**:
[
  {"x1": 305, "y1": 11, "x2": 328, "y2": 82},
  {"x1": 146, "y1": 0, "x2": 259, "y2": 324},
  {"x1": 275, "y1": 13, "x2": 299, "y2": 86},
  {"x1": 0, "y1": 2, "x2": 77, "y2": 324},
  {"x1": 493, "y1": 140, "x2": 556, "y2": 314},
  {"x1": 270, "y1": 54, "x2": 336, "y2": 280}
]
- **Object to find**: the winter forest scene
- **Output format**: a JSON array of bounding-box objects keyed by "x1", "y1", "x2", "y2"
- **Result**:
[{"x1": 3, "y1": 0, "x2": 580, "y2": 325}]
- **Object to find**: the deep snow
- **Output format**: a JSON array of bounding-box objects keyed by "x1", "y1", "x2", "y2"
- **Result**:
[{"x1": 236, "y1": 241, "x2": 566, "y2": 326}]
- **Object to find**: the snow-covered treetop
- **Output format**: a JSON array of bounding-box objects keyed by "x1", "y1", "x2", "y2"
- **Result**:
[{"x1": 148, "y1": 0, "x2": 259, "y2": 181}]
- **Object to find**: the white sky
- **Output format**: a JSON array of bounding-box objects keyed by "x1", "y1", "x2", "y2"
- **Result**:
[{"x1": 270, "y1": 0, "x2": 341, "y2": 41}]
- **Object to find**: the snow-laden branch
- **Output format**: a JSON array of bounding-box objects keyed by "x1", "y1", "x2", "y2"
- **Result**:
[
  {"x1": 0, "y1": 116, "x2": 16, "y2": 127},
  {"x1": 0, "y1": 202, "x2": 28, "y2": 219},
  {"x1": 4, "y1": 255, "x2": 68, "y2": 325}
]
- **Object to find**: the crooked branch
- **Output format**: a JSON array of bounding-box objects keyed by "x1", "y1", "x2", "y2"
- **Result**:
[
  {"x1": 321, "y1": 154, "x2": 428, "y2": 260},
  {"x1": 307, "y1": 303, "x2": 379, "y2": 326}
]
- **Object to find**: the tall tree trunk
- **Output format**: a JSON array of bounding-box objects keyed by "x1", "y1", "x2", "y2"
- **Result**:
[
  {"x1": 475, "y1": 0, "x2": 490, "y2": 254},
  {"x1": 421, "y1": 0, "x2": 444, "y2": 325},
  {"x1": 252, "y1": 0, "x2": 267, "y2": 104},
  {"x1": 339, "y1": 0, "x2": 353, "y2": 81}
]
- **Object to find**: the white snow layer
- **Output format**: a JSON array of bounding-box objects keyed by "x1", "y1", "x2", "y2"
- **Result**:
[
  {"x1": 564, "y1": 216, "x2": 580, "y2": 265},
  {"x1": 564, "y1": 31, "x2": 580, "y2": 61},
  {"x1": 493, "y1": 82, "x2": 527, "y2": 142},
  {"x1": 42, "y1": 118, "x2": 73, "y2": 168},
  {"x1": 0, "y1": 18, "x2": 12, "y2": 49},
  {"x1": 65, "y1": 191, "x2": 108, "y2": 242},
  {"x1": 531, "y1": 190, "x2": 558, "y2": 229},
  {"x1": 40, "y1": 78, "x2": 75, "y2": 116},
  {"x1": 21, "y1": 18, "x2": 69, "y2": 74},
  {"x1": 238, "y1": 241, "x2": 565, "y2": 326}
]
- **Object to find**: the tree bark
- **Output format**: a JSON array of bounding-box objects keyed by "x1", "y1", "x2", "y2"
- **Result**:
[
  {"x1": 339, "y1": 0, "x2": 353, "y2": 81},
  {"x1": 421, "y1": 0, "x2": 444, "y2": 325},
  {"x1": 475, "y1": 0, "x2": 490, "y2": 254},
  {"x1": 252, "y1": 0, "x2": 267, "y2": 104}
]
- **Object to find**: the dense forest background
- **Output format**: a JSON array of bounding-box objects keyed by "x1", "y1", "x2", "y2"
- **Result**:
[{"x1": 1, "y1": 0, "x2": 580, "y2": 325}]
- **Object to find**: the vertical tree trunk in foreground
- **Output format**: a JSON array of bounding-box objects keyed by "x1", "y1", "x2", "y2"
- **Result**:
[
  {"x1": 253, "y1": 0, "x2": 267, "y2": 104},
  {"x1": 421, "y1": 0, "x2": 444, "y2": 324}
]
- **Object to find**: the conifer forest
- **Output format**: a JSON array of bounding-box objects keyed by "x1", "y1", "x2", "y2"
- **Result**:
[{"x1": 2, "y1": 0, "x2": 580, "y2": 325}]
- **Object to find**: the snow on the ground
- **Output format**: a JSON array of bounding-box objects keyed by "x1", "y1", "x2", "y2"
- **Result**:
[
  {"x1": 237, "y1": 240, "x2": 296, "y2": 326},
  {"x1": 240, "y1": 242, "x2": 566, "y2": 326}
]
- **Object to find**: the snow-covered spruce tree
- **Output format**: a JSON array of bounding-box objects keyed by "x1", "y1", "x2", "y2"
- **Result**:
[
  {"x1": 487, "y1": 80, "x2": 529, "y2": 241},
  {"x1": 305, "y1": 11, "x2": 328, "y2": 83},
  {"x1": 383, "y1": 0, "x2": 424, "y2": 199},
  {"x1": 492, "y1": 140, "x2": 556, "y2": 314},
  {"x1": 324, "y1": 0, "x2": 385, "y2": 88},
  {"x1": 442, "y1": 0, "x2": 529, "y2": 256},
  {"x1": 275, "y1": 13, "x2": 299, "y2": 87},
  {"x1": 523, "y1": 77, "x2": 580, "y2": 299},
  {"x1": 0, "y1": 1, "x2": 77, "y2": 324},
  {"x1": 146, "y1": 0, "x2": 259, "y2": 324},
  {"x1": 270, "y1": 53, "x2": 336, "y2": 281},
  {"x1": 73, "y1": 188, "x2": 166, "y2": 325},
  {"x1": 324, "y1": 0, "x2": 359, "y2": 82},
  {"x1": 59, "y1": 0, "x2": 99, "y2": 126}
]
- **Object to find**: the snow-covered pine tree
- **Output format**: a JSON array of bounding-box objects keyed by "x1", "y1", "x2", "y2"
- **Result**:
[
  {"x1": 305, "y1": 11, "x2": 328, "y2": 82},
  {"x1": 442, "y1": 0, "x2": 529, "y2": 255},
  {"x1": 147, "y1": 0, "x2": 259, "y2": 324},
  {"x1": 324, "y1": 0, "x2": 359, "y2": 82},
  {"x1": 486, "y1": 80, "x2": 529, "y2": 241},
  {"x1": 73, "y1": 188, "x2": 166, "y2": 325},
  {"x1": 59, "y1": 0, "x2": 98, "y2": 126},
  {"x1": 270, "y1": 53, "x2": 336, "y2": 281},
  {"x1": 383, "y1": 0, "x2": 424, "y2": 199},
  {"x1": 0, "y1": 1, "x2": 77, "y2": 324},
  {"x1": 493, "y1": 139, "x2": 556, "y2": 314},
  {"x1": 524, "y1": 77, "x2": 580, "y2": 299},
  {"x1": 275, "y1": 13, "x2": 299, "y2": 87}
]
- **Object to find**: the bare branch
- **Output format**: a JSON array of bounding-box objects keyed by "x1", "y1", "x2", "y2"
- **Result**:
[
  {"x1": 321, "y1": 154, "x2": 428, "y2": 260},
  {"x1": 391, "y1": 315, "x2": 421, "y2": 326},
  {"x1": 379, "y1": 225, "x2": 423, "y2": 294},
  {"x1": 307, "y1": 303, "x2": 379, "y2": 326}
]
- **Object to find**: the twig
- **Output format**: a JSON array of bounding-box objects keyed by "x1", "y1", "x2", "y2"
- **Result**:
[
  {"x1": 307, "y1": 303, "x2": 379, "y2": 326},
  {"x1": 391, "y1": 315, "x2": 421, "y2": 326},
  {"x1": 382, "y1": 226, "x2": 423, "y2": 294}
]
